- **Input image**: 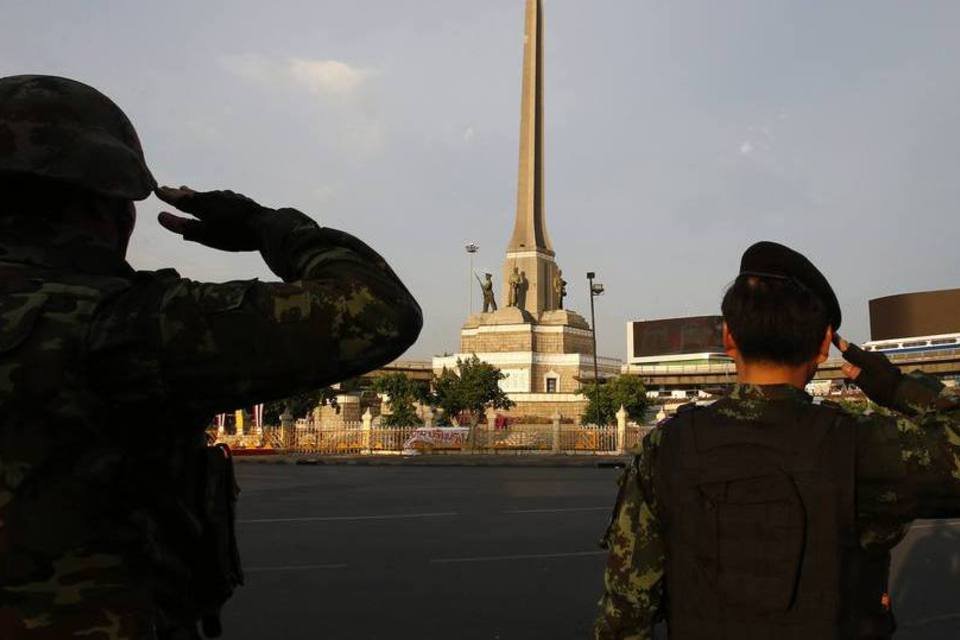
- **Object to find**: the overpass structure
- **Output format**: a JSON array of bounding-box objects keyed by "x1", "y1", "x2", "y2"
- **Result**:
[
  {"x1": 622, "y1": 348, "x2": 960, "y2": 391},
  {"x1": 362, "y1": 360, "x2": 434, "y2": 383}
]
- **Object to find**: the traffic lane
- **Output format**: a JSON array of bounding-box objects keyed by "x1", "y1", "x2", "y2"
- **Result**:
[
  {"x1": 224, "y1": 465, "x2": 619, "y2": 639},
  {"x1": 236, "y1": 511, "x2": 611, "y2": 575},
  {"x1": 233, "y1": 466, "x2": 618, "y2": 569},
  {"x1": 232, "y1": 469, "x2": 615, "y2": 570},
  {"x1": 225, "y1": 551, "x2": 606, "y2": 640},
  {"x1": 234, "y1": 465, "x2": 620, "y2": 520}
]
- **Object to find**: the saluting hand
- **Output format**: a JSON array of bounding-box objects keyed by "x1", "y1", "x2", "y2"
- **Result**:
[
  {"x1": 156, "y1": 185, "x2": 271, "y2": 252},
  {"x1": 834, "y1": 334, "x2": 903, "y2": 408}
]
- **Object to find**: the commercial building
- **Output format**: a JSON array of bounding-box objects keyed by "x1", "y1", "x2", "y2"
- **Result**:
[{"x1": 864, "y1": 288, "x2": 960, "y2": 357}]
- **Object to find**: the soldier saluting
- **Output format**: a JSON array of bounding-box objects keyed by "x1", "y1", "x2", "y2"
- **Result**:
[
  {"x1": 0, "y1": 75, "x2": 421, "y2": 639},
  {"x1": 595, "y1": 241, "x2": 960, "y2": 640}
]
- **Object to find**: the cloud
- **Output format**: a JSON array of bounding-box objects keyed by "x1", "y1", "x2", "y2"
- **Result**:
[
  {"x1": 463, "y1": 126, "x2": 476, "y2": 143},
  {"x1": 739, "y1": 140, "x2": 754, "y2": 155},
  {"x1": 288, "y1": 58, "x2": 373, "y2": 97},
  {"x1": 221, "y1": 54, "x2": 374, "y2": 98}
]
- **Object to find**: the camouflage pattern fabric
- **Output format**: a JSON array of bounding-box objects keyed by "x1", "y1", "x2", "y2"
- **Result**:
[
  {"x1": 0, "y1": 206, "x2": 422, "y2": 638},
  {"x1": 594, "y1": 378, "x2": 960, "y2": 639},
  {"x1": 0, "y1": 75, "x2": 156, "y2": 201}
]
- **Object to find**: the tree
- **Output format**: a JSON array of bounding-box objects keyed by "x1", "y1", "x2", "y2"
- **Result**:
[
  {"x1": 431, "y1": 355, "x2": 515, "y2": 426},
  {"x1": 373, "y1": 372, "x2": 426, "y2": 427},
  {"x1": 582, "y1": 375, "x2": 649, "y2": 426}
]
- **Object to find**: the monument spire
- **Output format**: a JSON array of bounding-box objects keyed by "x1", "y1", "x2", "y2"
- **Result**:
[
  {"x1": 502, "y1": 0, "x2": 561, "y2": 317},
  {"x1": 507, "y1": 0, "x2": 552, "y2": 255},
  {"x1": 438, "y1": 0, "x2": 609, "y2": 404}
]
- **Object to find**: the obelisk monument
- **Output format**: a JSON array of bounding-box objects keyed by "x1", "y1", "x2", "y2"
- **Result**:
[{"x1": 434, "y1": 0, "x2": 619, "y2": 410}]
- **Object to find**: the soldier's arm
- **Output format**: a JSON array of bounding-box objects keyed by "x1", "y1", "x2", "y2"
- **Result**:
[
  {"x1": 88, "y1": 203, "x2": 422, "y2": 416},
  {"x1": 839, "y1": 338, "x2": 960, "y2": 521},
  {"x1": 855, "y1": 391, "x2": 960, "y2": 526},
  {"x1": 837, "y1": 338, "x2": 957, "y2": 417},
  {"x1": 594, "y1": 429, "x2": 666, "y2": 640}
]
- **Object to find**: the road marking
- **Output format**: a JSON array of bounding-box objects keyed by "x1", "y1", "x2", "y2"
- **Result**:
[
  {"x1": 430, "y1": 550, "x2": 607, "y2": 564},
  {"x1": 504, "y1": 507, "x2": 610, "y2": 514},
  {"x1": 910, "y1": 520, "x2": 960, "y2": 530},
  {"x1": 245, "y1": 563, "x2": 348, "y2": 573},
  {"x1": 239, "y1": 511, "x2": 459, "y2": 524}
]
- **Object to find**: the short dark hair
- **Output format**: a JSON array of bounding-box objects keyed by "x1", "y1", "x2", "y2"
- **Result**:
[{"x1": 721, "y1": 275, "x2": 830, "y2": 365}]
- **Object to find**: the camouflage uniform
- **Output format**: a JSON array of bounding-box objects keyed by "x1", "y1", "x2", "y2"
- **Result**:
[
  {"x1": 0, "y1": 77, "x2": 422, "y2": 639},
  {"x1": 594, "y1": 374, "x2": 960, "y2": 639}
]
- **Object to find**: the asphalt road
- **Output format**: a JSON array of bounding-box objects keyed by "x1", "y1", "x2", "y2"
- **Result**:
[{"x1": 221, "y1": 464, "x2": 960, "y2": 640}]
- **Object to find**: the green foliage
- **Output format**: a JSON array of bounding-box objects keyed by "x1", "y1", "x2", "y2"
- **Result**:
[
  {"x1": 582, "y1": 375, "x2": 649, "y2": 425},
  {"x1": 431, "y1": 355, "x2": 515, "y2": 426},
  {"x1": 373, "y1": 372, "x2": 425, "y2": 427}
]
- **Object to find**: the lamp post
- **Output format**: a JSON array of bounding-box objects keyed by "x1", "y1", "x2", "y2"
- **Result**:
[
  {"x1": 587, "y1": 272, "x2": 605, "y2": 425},
  {"x1": 465, "y1": 242, "x2": 479, "y2": 315}
]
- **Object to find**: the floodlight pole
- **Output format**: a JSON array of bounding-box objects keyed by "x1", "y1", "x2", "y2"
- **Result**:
[
  {"x1": 587, "y1": 272, "x2": 605, "y2": 425},
  {"x1": 465, "y1": 242, "x2": 479, "y2": 315}
]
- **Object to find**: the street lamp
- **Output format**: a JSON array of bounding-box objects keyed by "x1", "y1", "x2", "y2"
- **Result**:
[
  {"x1": 465, "y1": 242, "x2": 479, "y2": 315},
  {"x1": 587, "y1": 272, "x2": 605, "y2": 425}
]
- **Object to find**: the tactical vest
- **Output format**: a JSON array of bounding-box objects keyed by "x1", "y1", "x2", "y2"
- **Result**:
[{"x1": 654, "y1": 402, "x2": 895, "y2": 640}]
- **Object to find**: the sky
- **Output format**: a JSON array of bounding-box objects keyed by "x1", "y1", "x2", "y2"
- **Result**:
[{"x1": 4, "y1": 1, "x2": 959, "y2": 361}]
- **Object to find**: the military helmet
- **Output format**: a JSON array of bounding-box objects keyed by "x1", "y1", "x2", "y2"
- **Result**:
[{"x1": 0, "y1": 75, "x2": 156, "y2": 200}]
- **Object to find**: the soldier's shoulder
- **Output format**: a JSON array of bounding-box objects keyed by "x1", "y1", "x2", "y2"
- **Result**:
[
  {"x1": 652, "y1": 402, "x2": 704, "y2": 428},
  {"x1": 813, "y1": 396, "x2": 843, "y2": 410},
  {"x1": 133, "y1": 267, "x2": 182, "y2": 283}
]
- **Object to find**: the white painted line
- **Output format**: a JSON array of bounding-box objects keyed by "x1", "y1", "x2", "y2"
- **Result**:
[
  {"x1": 910, "y1": 520, "x2": 960, "y2": 530},
  {"x1": 431, "y1": 550, "x2": 607, "y2": 564},
  {"x1": 245, "y1": 563, "x2": 348, "y2": 573},
  {"x1": 505, "y1": 507, "x2": 610, "y2": 514},
  {"x1": 239, "y1": 511, "x2": 459, "y2": 524}
]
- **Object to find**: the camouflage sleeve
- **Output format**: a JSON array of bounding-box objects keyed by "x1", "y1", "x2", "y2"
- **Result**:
[
  {"x1": 891, "y1": 371, "x2": 959, "y2": 416},
  {"x1": 594, "y1": 428, "x2": 666, "y2": 640},
  {"x1": 87, "y1": 212, "x2": 422, "y2": 416},
  {"x1": 856, "y1": 381, "x2": 960, "y2": 529}
]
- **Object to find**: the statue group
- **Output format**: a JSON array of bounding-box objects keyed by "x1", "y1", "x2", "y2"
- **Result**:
[
  {"x1": 476, "y1": 268, "x2": 567, "y2": 314},
  {"x1": 508, "y1": 267, "x2": 529, "y2": 309}
]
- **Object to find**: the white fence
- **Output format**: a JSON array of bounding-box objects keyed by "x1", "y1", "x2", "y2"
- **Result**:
[{"x1": 216, "y1": 419, "x2": 652, "y2": 457}]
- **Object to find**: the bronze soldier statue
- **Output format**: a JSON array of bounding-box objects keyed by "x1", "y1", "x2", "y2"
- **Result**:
[
  {"x1": 553, "y1": 269, "x2": 566, "y2": 310},
  {"x1": 507, "y1": 267, "x2": 522, "y2": 308},
  {"x1": 595, "y1": 241, "x2": 960, "y2": 640},
  {"x1": 477, "y1": 272, "x2": 497, "y2": 313},
  {"x1": 0, "y1": 75, "x2": 422, "y2": 639}
]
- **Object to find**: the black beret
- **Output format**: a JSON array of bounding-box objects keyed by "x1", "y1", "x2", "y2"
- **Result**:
[{"x1": 739, "y1": 241, "x2": 841, "y2": 330}]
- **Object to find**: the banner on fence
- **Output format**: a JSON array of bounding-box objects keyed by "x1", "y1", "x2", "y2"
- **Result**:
[{"x1": 402, "y1": 427, "x2": 471, "y2": 454}]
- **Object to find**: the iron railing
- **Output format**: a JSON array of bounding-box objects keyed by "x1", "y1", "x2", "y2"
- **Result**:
[{"x1": 215, "y1": 422, "x2": 654, "y2": 456}]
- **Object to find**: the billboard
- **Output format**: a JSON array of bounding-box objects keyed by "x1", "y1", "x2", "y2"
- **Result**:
[
  {"x1": 870, "y1": 289, "x2": 960, "y2": 341},
  {"x1": 631, "y1": 316, "x2": 725, "y2": 358}
]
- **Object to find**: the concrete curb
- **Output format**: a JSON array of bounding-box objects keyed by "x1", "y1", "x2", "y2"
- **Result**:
[{"x1": 233, "y1": 454, "x2": 630, "y2": 468}]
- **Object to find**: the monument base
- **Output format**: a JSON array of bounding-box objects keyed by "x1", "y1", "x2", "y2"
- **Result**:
[{"x1": 506, "y1": 392, "x2": 590, "y2": 424}]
